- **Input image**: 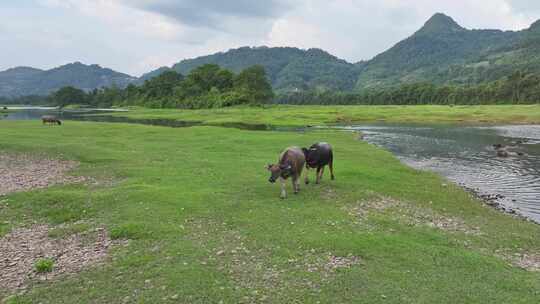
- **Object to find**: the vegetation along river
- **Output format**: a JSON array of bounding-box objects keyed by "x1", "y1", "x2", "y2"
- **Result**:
[{"x1": 3, "y1": 107, "x2": 540, "y2": 224}]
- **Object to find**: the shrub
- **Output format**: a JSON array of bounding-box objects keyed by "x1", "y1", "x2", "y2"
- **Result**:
[{"x1": 35, "y1": 258, "x2": 54, "y2": 273}]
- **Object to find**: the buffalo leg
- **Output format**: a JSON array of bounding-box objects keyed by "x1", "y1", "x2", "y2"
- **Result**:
[
  {"x1": 329, "y1": 159, "x2": 335, "y2": 180},
  {"x1": 316, "y1": 167, "x2": 321, "y2": 184},
  {"x1": 292, "y1": 176, "x2": 299, "y2": 194},
  {"x1": 280, "y1": 177, "x2": 287, "y2": 199},
  {"x1": 304, "y1": 167, "x2": 310, "y2": 185},
  {"x1": 319, "y1": 167, "x2": 325, "y2": 182}
]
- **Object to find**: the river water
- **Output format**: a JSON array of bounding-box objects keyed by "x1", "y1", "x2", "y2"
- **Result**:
[
  {"x1": 2, "y1": 107, "x2": 540, "y2": 223},
  {"x1": 340, "y1": 124, "x2": 540, "y2": 223}
]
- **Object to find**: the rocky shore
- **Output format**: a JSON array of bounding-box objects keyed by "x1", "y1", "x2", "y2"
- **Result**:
[{"x1": 460, "y1": 183, "x2": 537, "y2": 224}]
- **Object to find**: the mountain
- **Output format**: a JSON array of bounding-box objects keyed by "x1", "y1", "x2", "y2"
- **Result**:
[
  {"x1": 355, "y1": 13, "x2": 537, "y2": 89},
  {"x1": 3, "y1": 13, "x2": 540, "y2": 97},
  {"x1": 148, "y1": 13, "x2": 540, "y2": 92},
  {"x1": 138, "y1": 66, "x2": 172, "y2": 83},
  {"x1": 154, "y1": 46, "x2": 360, "y2": 92},
  {"x1": 0, "y1": 62, "x2": 137, "y2": 97}
]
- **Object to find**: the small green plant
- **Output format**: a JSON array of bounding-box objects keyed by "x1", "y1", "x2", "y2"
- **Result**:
[
  {"x1": 110, "y1": 223, "x2": 147, "y2": 240},
  {"x1": 35, "y1": 258, "x2": 54, "y2": 273}
]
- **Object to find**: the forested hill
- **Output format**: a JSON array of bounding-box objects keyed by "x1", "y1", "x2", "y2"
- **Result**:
[
  {"x1": 146, "y1": 47, "x2": 361, "y2": 92},
  {"x1": 0, "y1": 62, "x2": 136, "y2": 97},
  {"x1": 356, "y1": 13, "x2": 540, "y2": 89}
]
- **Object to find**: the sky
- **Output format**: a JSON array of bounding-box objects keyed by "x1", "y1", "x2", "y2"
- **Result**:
[{"x1": 1, "y1": 0, "x2": 540, "y2": 76}]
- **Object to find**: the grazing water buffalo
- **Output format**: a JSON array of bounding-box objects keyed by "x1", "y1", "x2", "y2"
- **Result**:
[
  {"x1": 42, "y1": 115, "x2": 62, "y2": 125},
  {"x1": 267, "y1": 147, "x2": 306, "y2": 199},
  {"x1": 302, "y1": 142, "x2": 334, "y2": 184}
]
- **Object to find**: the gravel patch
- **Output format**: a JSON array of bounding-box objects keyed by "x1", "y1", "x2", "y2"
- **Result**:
[
  {"x1": 495, "y1": 250, "x2": 540, "y2": 272},
  {"x1": 346, "y1": 196, "x2": 399, "y2": 218},
  {"x1": 0, "y1": 152, "x2": 85, "y2": 196},
  {"x1": 0, "y1": 224, "x2": 117, "y2": 291},
  {"x1": 305, "y1": 252, "x2": 361, "y2": 274},
  {"x1": 346, "y1": 196, "x2": 481, "y2": 235},
  {"x1": 514, "y1": 253, "x2": 540, "y2": 271}
]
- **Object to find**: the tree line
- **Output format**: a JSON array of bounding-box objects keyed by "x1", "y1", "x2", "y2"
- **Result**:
[
  {"x1": 1, "y1": 64, "x2": 274, "y2": 109},
  {"x1": 1, "y1": 69, "x2": 539, "y2": 107},
  {"x1": 277, "y1": 71, "x2": 540, "y2": 105}
]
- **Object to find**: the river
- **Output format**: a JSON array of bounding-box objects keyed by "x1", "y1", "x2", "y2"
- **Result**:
[{"x1": 340, "y1": 124, "x2": 540, "y2": 223}]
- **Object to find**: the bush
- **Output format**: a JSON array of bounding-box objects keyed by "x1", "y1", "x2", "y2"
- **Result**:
[{"x1": 35, "y1": 258, "x2": 54, "y2": 273}]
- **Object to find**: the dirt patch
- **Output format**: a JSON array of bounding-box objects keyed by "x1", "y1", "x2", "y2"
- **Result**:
[
  {"x1": 514, "y1": 253, "x2": 540, "y2": 271},
  {"x1": 346, "y1": 196, "x2": 481, "y2": 235},
  {"x1": 186, "y1": 219, "x2": 361, "y2": 303},
  {"x1": 305, "y1": 253, "x2": 361, "y2": 275},
  {"x1": 346, "y1": 196, "x2": 399, "y2": 218},
  {"x1": 495, "y1": 250, "x2": 540, "y2": 272},
  {"x1": 0, "y1": 224, "x2": 118, "y2": 291},
  {"x1": 0, "y1": 152, "x2": 85, "y2": 196},
  {"x1": 393, "y1": 204, "x2": 481, "y2": 234}
]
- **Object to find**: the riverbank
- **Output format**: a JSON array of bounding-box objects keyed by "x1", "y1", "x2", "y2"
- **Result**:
[
  {"x1": 0, "y1": 120, "x2": 539, "y2": 303},
  {"x1": 104, "y1": 105, "x2": 540, "y2": 127}
]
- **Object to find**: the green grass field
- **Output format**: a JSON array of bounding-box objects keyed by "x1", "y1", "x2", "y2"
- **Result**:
[
  {"x1": 108, "y1": 104, "x2": 540, "y2": 127},
  {"x1": 0, "y1": 119, "x2": 539, "y2": 303}
]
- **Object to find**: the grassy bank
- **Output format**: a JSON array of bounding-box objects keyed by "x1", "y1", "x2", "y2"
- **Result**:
[
  {"x1": 0, "y1": 120, "x2": 539, "y2": 303},
  {"x1": 107, "y1": 105, "x2": 540, "y2": 127}
]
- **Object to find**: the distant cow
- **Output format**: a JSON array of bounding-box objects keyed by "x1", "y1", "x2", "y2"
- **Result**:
[
  {"x1": 42, "y1": 115, "x2": 62, "y2": 125},
  {"x1": 267, "y1": 147, "x2": 306, "y2": 199},
  {"x1": 302, "y1": 142, "x2": 334, "y2": 184}
]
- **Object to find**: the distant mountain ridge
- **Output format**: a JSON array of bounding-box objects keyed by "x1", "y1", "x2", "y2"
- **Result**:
[
  {"x1": 356, "y1": 13, "x2": 533, "y2": 88},
  {"x1": 145, "y1": 13, "x2": 540, "y2": 91},
  {"x1": 0, "y1": 62, "x2": 137, "y2": 97},
  {"x1": 2, "y1": 13, "x2": 540, "y2": 97}
]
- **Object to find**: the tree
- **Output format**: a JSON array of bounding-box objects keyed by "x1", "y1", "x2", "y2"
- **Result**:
[
  {"x1": 141, "y1": 70, "x2": 184, "y2": 99},
  {"x1": 52, "y1": 86, "x2": 87, "y2": 107},
  {"x1": 184, "y1": 64, "x2": 234, "y2": 92},
  {"x1": 234, "y1": 65, "x2": 274, "y2": 104}
]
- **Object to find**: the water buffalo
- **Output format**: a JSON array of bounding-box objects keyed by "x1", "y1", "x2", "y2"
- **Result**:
[
  {"x1": 302, "y1": 142, "x2": 334, "y2": 184},
  {"x1": 42, "y1": 115, "x2": 62, "y2": 125},
  {"x1": 267, "y1": 147, "x2": 306, "y2": 199}
]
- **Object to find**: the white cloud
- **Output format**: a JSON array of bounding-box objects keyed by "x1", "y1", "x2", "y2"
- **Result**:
[
  {"x1": 264, "y1": 0, "x2": 540, "y2": 62},
  {"x1": 1, "y1": 0, "x2": 539, "y2": 75}
]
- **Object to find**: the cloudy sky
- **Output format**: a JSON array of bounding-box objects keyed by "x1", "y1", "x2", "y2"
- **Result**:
[{"x1": 2, "y1": 0, "x2": 539, "y2": 76}]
